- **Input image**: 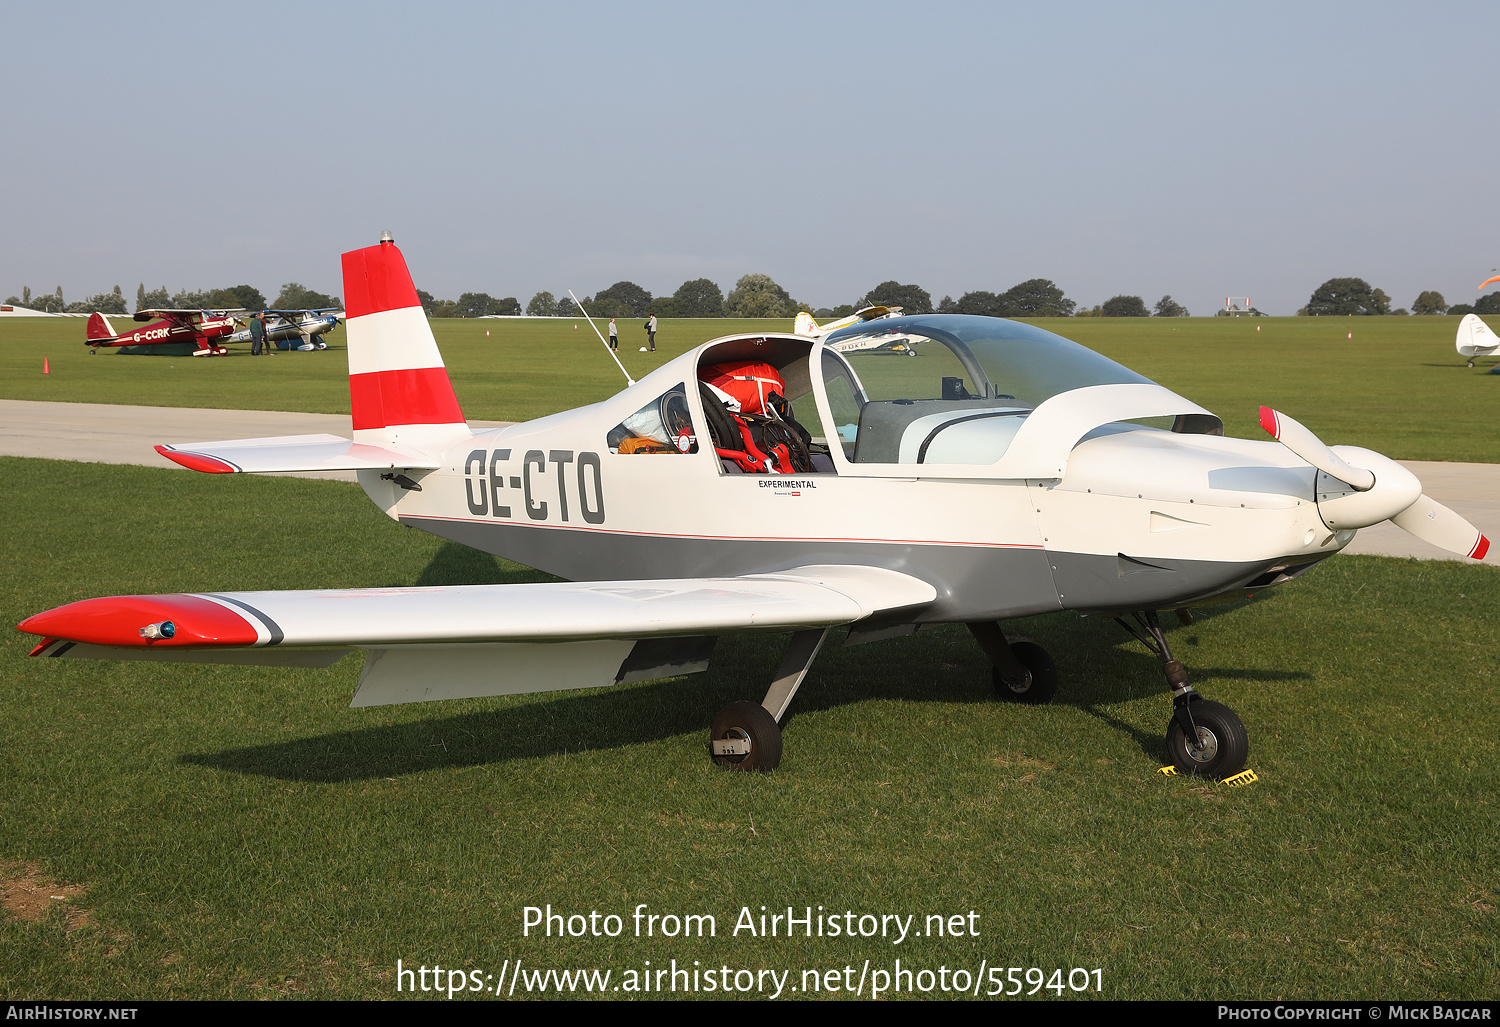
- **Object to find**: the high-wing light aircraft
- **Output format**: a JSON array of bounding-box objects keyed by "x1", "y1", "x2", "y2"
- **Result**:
[
  {"x1": 85, "y1": 309, "x2": 242, "y2": 356},
  {"x1": 1455, "y1": 312, "x2": 1500, "y2": 367},
  {"x1": 796, "y1": 306, "x2": 917, "y2": 356},
  {"x1": 24, "y1": 235, "x2": 1491, "y2": 780},
  {"x1": 223, "y1": 309, "x2": 342, "y2": 351}
]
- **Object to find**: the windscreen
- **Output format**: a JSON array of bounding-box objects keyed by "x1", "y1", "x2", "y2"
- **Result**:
[
  {"x1": 821, "y1": 314, "x2": 1161, "y2": 465},
  {"x1": 822, "y1": 314, "x2": 1154, "y2": 408}
]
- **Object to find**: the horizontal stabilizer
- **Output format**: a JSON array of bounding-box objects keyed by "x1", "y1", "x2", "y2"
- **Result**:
[{"x1": 155, "y1": 434, "x2": 444, "y2": 474}]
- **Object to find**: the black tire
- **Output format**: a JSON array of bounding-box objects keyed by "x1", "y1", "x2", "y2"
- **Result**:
[
  {"x1": 992, "y1": 641, "x2": 1058, "y2": 704},
  {"x1": 709, "y1": 701, "x2": 782, "y2": 772},
  {"x1": 1165, "y1": 700, "x2": 1248, "y2": 779}
]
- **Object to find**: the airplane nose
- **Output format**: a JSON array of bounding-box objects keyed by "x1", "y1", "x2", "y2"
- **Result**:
[{"x1": 1261, "y1": 406, "x2": 1488, "y2": 559}]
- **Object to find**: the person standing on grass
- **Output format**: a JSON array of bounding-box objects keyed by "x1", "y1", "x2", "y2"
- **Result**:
[
  {"x1": 608, "y1": 317, "x2": 618, "y2": 350},
  {"x1": 249, "y1": 312, "x2": 266, "y2": 356},
  {"x1": 645, "y1": 312, "x2": 657, "y2": 352}
]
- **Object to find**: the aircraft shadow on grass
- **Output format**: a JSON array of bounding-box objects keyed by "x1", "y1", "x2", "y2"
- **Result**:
[{"x1": 180, "y1": 552, "x2": 1309, "y2": 782}]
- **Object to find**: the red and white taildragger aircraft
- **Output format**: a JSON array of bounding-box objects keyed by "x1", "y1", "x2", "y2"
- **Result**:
[
  {"x1": 21, "y1": 234, "x2": 1491, "y2": 778},
  {"x1": 85, "y1": 309, "x2": 243, "y2": 356}
]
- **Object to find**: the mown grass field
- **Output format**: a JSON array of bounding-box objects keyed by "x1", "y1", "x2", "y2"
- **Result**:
[
  {"x1": 3, "y1": 312, "x2": 1498, "y2": 1001},
  {"x1": 3, "y1": 314, "x2": 1498, "y2": 460},
  {"x1": 1, "y1": 461, "x2": 1497, "y2": 1000}
]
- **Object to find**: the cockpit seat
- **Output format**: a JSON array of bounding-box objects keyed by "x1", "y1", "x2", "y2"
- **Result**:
[{"x1": 853, "y1": 399, "x2": 1028, "y2": 464}]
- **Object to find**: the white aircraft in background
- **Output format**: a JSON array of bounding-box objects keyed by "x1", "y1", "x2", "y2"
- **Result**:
[
  {"x1": 19, "y1": 234, "x2": 1490, "y2": 781},
  {"x1": 796, "y1": 306, "x2": 918, "y2": 356},
  {"x1": 223, "y1": 309, "x2": 343, "y2": 351},
  {"x1": 1456, "y1": 312, "x2": 1500, "y2": 367}
]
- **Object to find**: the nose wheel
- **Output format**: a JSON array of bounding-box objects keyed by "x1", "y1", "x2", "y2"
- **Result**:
[
  {"x1": 1164, "y1": 700, "x2": 1248, "y2": 778},
  {"x1": 1117, "y1": 611, "x2": 1249, "y2": 779}
]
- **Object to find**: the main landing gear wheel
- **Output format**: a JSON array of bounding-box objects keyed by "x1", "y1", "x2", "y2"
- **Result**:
[
  {"x1": 993, "y1": 641, "x2": 1058, "y2": 705},
  {"x1": 1165, "y1": 700, "x2": 1248, "y2": 779},
  {"x1": 709, "y1": 701, "x2": 782, "y2": 772}
]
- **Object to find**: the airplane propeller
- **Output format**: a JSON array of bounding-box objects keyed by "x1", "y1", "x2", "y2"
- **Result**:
[{"x1": 1260, "y1": 407, "x2": 1489, "y2": 560}]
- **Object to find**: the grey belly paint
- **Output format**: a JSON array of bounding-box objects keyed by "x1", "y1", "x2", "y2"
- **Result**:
[
  {"x1": 401, "y1": 515, "x2": 1062, "y2": 621},
  {"x1": 1046, "y1": 550, "x2": 1329, "y2": 613},
  {"x1": 400, "y1": 515, "x2": 1306, "y2": 622}
]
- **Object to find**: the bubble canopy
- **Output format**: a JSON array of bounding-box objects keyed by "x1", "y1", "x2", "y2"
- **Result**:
[{"x1": 822, "y1": 313, "x2": 1155, "y2": 409}]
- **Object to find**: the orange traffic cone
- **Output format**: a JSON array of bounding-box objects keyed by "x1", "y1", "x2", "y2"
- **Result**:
[
  {"x1": 1255, "y1": 325, "x2": 1260, "y2": 332},
  {"x1": 43, "y1": 357, "x2": 49, "y2": 374},
  {"x1": 1347, "y1": 331, "x2": 1352, "y2": 339},
  {"x1": 485, "y1": 330, "x2": 490, "y2": 337}
]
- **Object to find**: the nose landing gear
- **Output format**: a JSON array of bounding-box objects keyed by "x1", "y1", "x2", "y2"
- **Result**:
[{"x1": 1116, "y1": 610, "x2": 1248, "y2": 779}]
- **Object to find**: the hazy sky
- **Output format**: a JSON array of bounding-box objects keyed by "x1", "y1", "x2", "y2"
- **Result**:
[{"x1": 3, "y1": 0, "x2": 1495, "y2": 315}]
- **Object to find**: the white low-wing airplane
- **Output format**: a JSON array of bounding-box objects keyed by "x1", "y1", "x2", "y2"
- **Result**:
[
  {"x1": 1455, "y1": 312, "x2": 1500, "y2": 367},
  {"x1": 20, "y1": 234, "x2": 1491, "y2": 780}
]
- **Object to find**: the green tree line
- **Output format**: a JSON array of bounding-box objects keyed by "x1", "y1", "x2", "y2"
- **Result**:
[
  {"x1": 3, "y1": 282, "x2": 338, "y2": 314},
  {"x1": 1295, "y1": 279, "x2": 1493, "y2": 316},
  {"x1": 14, "y1": 272, "x2": 1489, "y2": 321}
]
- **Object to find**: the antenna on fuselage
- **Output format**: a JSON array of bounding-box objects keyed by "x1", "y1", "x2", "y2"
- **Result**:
[{"x1": 568, "y1": 289, "x2": 636, "y2": 387}]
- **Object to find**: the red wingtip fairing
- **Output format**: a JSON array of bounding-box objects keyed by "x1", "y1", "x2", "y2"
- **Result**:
[
  {"x1": 155, "y1": 445, "x2": 237, "y2": 473},
  {"x1": 18, "y1": 595, "x2": 259, "y2": 648}
]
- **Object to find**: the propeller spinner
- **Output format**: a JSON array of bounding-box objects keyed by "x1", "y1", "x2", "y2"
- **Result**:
[{"x1": 1260, "y1": 407, "x2": 1489, "y2": 560}]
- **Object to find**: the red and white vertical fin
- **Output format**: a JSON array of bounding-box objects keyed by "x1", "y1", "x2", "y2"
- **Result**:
[{"x1": 342, "y1": 232, "x2": 472, "y2": 453}]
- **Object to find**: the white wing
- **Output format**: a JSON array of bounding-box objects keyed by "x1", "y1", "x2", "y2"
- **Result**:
[{"x1": 23, "y1": 566, "x2": 937, "y2": 707}]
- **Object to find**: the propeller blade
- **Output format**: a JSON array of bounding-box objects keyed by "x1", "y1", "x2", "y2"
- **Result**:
[
  {"x1": 1391, "y1": 495, "x2": 1490, "y2": 560},
  {"x1": 1259, "y1": 407, "x2": 1375, "y2": 491}
]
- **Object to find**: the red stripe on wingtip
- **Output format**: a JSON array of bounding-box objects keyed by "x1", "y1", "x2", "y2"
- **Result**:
[
  {"x1": 342, "y1": 242, "x2": 422, "y2": 320},
  {"x1": 349, "y1": 367, "x2": 465, "y2": 430},
  {"x1": 18, "y1": 595, "x2": 259, "y2": 648},
  {"x1": 1470, "y1": 535, "x2": 1490, "y2": 561},
  {"x1": 27, "y1": 637, "x2": 59, "y2": 657},
  {"x1": 156, "y1": 445, "x2": 237, "y2": 473},
  {"x1": 1258, "y1": 406, "x2": 1279, "y2": 439}
]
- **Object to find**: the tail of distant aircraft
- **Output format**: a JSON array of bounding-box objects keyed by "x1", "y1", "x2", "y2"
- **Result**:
[
  {"x1": 793, "y1": 306, "x2": 899, "y2": 340},
  {"x1": 341, "y1": 233, "x2": 471, "y2": 451},
  {"x1": 85, "y1": 312, "x2": 118, "y2": 343},
  {"x1": 1456, "y1": 312, "x2": 1500, "y2": 364}
]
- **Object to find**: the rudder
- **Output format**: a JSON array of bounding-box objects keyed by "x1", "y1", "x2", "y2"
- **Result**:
[
  {"x1": 341, "y1": 233, "x2": 469, "y2": 450},
  {"x1": 86, "y1": 312, "x2": 118, "y2": 342}
]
